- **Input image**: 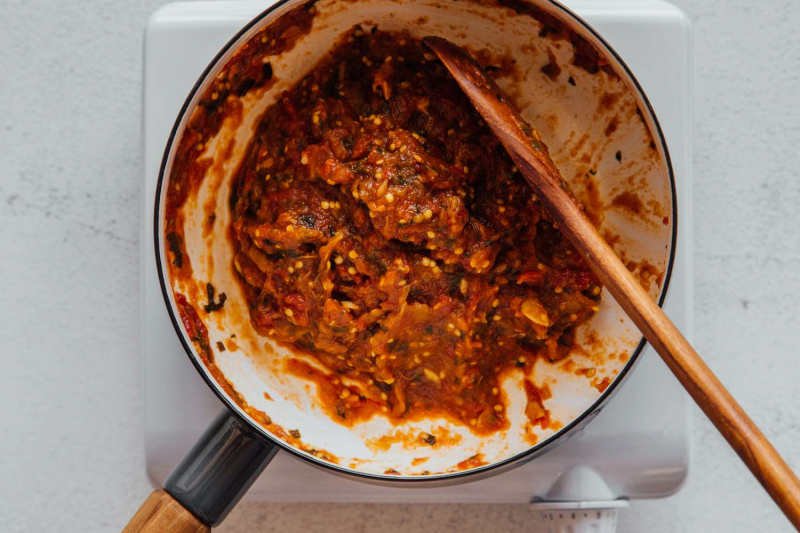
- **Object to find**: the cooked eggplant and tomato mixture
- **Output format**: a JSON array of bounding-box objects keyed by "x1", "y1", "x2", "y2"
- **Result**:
[{"x1": 229, "y1": 29, "x2": 601, "y2": 434}]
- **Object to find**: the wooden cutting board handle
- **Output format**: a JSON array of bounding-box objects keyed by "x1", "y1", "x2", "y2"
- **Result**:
[{"x1": 122, "y1": 490, "x2": 209, "y2": 533}]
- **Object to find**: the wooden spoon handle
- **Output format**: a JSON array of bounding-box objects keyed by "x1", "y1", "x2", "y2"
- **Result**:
[
  {"x1": 122, "y1": 490, "x2": 209, "y2": 533},
  {"x1": 524, "y1": 149, "x2": 800, "y2": 529},
  {"x1": 423, "y1": 36, "x2": 800, "y2": 529}
]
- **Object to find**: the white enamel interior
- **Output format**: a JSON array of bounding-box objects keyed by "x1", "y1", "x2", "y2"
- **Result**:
[{"x1": 159, "y1": 0, "x2": 675, "y2": 478}]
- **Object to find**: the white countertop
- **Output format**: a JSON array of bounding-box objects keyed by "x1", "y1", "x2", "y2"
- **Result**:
[{"x1": 1, "y1": 0, "x2": 799, "y2": 531}]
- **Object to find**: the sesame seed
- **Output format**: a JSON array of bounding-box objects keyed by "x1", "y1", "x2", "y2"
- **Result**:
[
  {"x1": 592, "y1": 306, "x2": 600, "y2": 312},
  {"x1": 284, "y1": 309, "x2": 294, "y2": 317},
  {"x1": 301, "y1": 154, "x2": 308, "y2": 165},
  {"x1": 454, "y1": 247, "x2": 464, "y2": 255},
  {"x1": 398, "y1": 280, "x2": 407, "y2": 286},
  {"x1": 374, "y1": 117, "x2": 382, "y2": 125},
  {"x1": 422, "y1": 257, "x2": 431, "y2": 266},
  {"x1": 494, "y1": 404, "x2": 503, "y2": 412},
  {"x1": 340, "y1": 389, "x2": 351, "y2": 399},
  {"x1": 493, "y1": 315, "x2": 501, "y2": 321},
  {"x1": 492, "y1": 387, "x2": 499, "y2": 395},
  {"x1": 334, "y1": 256, "x2": 344, "y2": 265},
  {"x1": 321, "y1": 201, "x2": 330, "y2": 209},
  {"x1": 492, "y1": 299, "x2": 499, "y2": 307},
  {"x1": 413, "y1": 154, "x2": 422, "y2": 162},
  {"x1": 400, "y1": 145, "x2": 407, "y2": 153},
  {"x1": 380, "y1": 393, "x2": 388, "y2": 400},
  {"x1": 569, "y1": 314, "x2": 578, "y2": 321},
  {"x1": 389, "y1": 143, "x2": 396, "y2": 151},
  {"x1": 537, "y1": 263, "x2": 545, "y2": 271},
  {"x1": 499, "y1": 206, "x2": 506, "y2": 213},
  {"x1": 352, "y1": 189, "x2": 360, "y2": 199},
  {"x1": 470, "y1": 419, "x2": 477, "y2": 426},
  {"x1": 312, "y1": 114, "x2": 319, "y2": 124},
  {"x1": 463, "y1": 165, "x2": 469, "y2": 173},
  {"x1": 385, "y1": 192, "x2": 394, "y2": 203},
  {"x1": 286, "y1": 224, "x2": 294, "y2": 232},
  {"x1": 427, "y1": 231, "x2": 435, "y2": 239},
  {"x1": 423, "y1": 209, "x2": 433, "y2": 219},
  {"x1": 447, "y1": 129, "x2": 455, "y2": 136},
  {"x1": 519, "y1": 356, "x2": 527, "y2": 363},
  {"x1": 554, "y1": 287, "x2": 563, "y2": 294},
  {"x1": 348, "y1": 267, "x2": 357, "y2": 275},
  {"x1": 288, "y1": 267, "x2": 295, "y2": 273},
  {"x1": 592, "y1": 286, "x2": 601, "y2": 295},
  {"x1": 295, "y1": 261, "x2": 303, "y2": 269},
  {"x1": 348, "y1": 250, "x2": 358, "y2": 259}
]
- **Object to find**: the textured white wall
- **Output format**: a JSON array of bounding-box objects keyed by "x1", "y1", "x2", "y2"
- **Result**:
[{"x1": 1, "y1": 0, "x2": 799, "y2": 531}]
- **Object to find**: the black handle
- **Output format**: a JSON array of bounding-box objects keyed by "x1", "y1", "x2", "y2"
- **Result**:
[{"x1": 163, "y1": 408, "x2": 278, "y2": 527}]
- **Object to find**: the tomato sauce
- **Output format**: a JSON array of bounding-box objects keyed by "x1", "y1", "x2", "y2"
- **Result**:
[{"x1": 229, "y1": 29, "x2": 602, "y2": 434}]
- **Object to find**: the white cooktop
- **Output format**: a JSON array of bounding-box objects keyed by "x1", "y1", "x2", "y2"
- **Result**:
[{"x1": 142, "y1": 0, "x2": 692, "y2": 503}]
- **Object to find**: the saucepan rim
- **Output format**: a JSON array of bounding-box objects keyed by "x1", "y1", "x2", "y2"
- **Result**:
[{"x1": 154, "y1": 0, "x2": 678, "y2": 484}]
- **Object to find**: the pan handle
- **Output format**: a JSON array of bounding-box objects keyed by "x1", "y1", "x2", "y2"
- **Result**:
[{"x1": 122, "y1": 409, "x2": 278, "y2": 531}]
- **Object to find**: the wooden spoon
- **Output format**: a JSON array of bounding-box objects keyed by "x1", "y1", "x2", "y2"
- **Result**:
[{"x1": 423, "y1": 36, "x2": 800, "y2": 528}]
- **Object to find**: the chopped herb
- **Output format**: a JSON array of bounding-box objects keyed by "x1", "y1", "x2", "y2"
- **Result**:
[
  {"x1": 448, "y1": 272, "x2": 464, "y2": 295},
  {"x1": 615, "y1": 150, "x2": 622, "y2": 162},
  {"x1": 422, "y1": 433, "x2": 436, "y2": 446},
  {"x1": 216, "y1": 341, "x2": 226, "y2": 352},
  {"x1": 236, "y1": 78, "x2": 255, "y2": 97},
  {"x1": 539, "y1": 24, "x2": 559, "y2": 38},
  {"x1": 568, "y1": 76, "x2": 576, "y2": 86},
  {"x1": 298, "y1": 213, "x2": 316, "y2": 227},
  {"x1": 166, "y1": 232, "x2": 183, "y2": 268},
  {"x1": 289, "y1": 429, "x2": 301, "y2": 438},
  {"x1": 203, "y1": 283, "x2": 227, "y2": 313}
]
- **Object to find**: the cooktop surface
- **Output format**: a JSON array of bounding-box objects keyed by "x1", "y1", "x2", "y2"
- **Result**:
[{"x1": 142, "y1": 0, "x2": 692, "y2": 503}]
